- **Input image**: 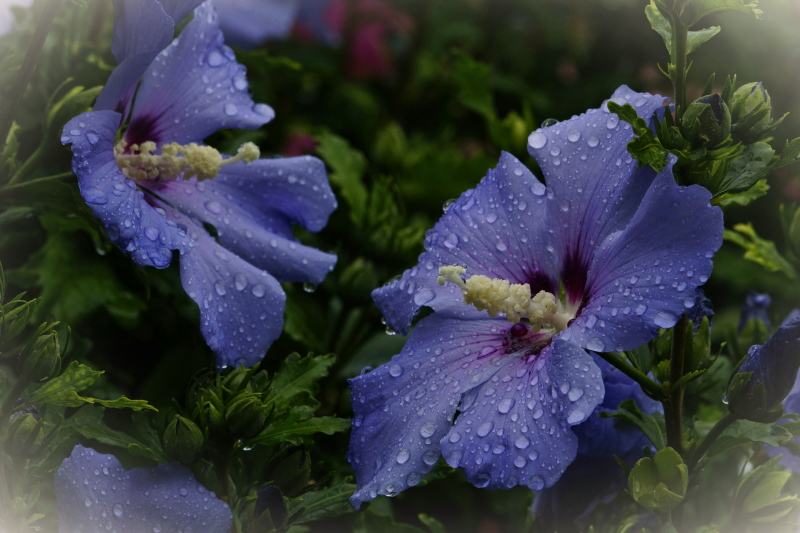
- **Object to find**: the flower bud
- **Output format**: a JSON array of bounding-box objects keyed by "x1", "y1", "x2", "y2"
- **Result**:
[
  {"x1": 21, "y1": 331, "x2": 61, "y2": 381},
  {"x1": 729, "y1": 82, "x2": 772, "y2": 142},
  {"x1": 264, "y1": 446, "x2": 311, "y2": 497},
  {"x1": 162, "y1": 415, "x2": 204, "y2": 464},
  {"x1": 224, "y1": 396, "x2": 267, "y2": 439},
  {"x1": 727, "y1": 315, "x2": 800, "y2": 422},
  {"x1": 6, "y1": 411, "x2": 43, "y2": 457},
  {"x1": 628, "y1": 447, "x2": 688, "y2": 513},
  {"x1": 681, "y1": 93, "x2": 731, "y2": 149}
]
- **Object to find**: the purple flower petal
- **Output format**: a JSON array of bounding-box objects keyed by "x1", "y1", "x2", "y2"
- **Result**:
[
  {"x1": 526, "y1": 86, "x2": 669, "y2": 305},
  {"x1": 438, "y1": 339, "x2": 602, "y2": 491},
  {"x1": 348, "y1": 313, "x2": 515, "y2": 508},
  {"x1": 95, "y1": 0, "x2": 175, "y2": 113},
  {"x1": 128, "y1": 2, "x2": 274, "y2": 146},
  {"x1": 373, "y1": 151, "x2": 557, "y2": 335},
  {"x1": 55, "y1": 445, "x2": 232, "y2": 533},
  {"x1": 347, "y1": 314, "x2": 603, "y2": 507},
  {"x1": 564, "y1": 170, "x2": 722, "y2": 352},
  {"x1": 169, "y1": 211, "x2": 286, "y2": 369},
  {"x1": 149, "y1": 156, "x2": 337, "y2": 284},
  {"x1": 62, "y1": 111, "x2": 191, "y2": 268},
  {"x1": 216, "y1": 0, "x2": 301, "y2": 49}
]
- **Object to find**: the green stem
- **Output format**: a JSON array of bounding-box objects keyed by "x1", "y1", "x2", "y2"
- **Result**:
[
  {"x1": 670, "y1": 17, "x2": 689, "y2": 123},
  {"x1": 0, "y1": 0, "x2": 63, "y2": 156},
  {"x1": 665, "y1": 315, "x2": 688, "y2": 456},
  {"x1": 600, "y1": 352, "x2": 665, "y2": 401},
  {"x1": 2, "y1": 171, "x2": 73, "y2": 196},
  {"x1": 687, "y1": 412, "x2": 738, "y2": 472}
]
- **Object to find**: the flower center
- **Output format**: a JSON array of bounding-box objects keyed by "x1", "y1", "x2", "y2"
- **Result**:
[
  {"x1": 114, "y1": 141, "x2": 260, "y2": 181},
  {"x1": 437, "y1": 265, "x2": 574, "y2": 334}
]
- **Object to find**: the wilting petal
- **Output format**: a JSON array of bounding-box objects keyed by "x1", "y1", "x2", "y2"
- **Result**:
[
  {"x1": 169, "y1": 211, "x2": 286, "y2": 368},
  {"x1": 62, "y1": 111, "x2": 191, "y2": 268},
  {"x1": 216, "y1": 0, "x2": 301, "y2": 49},
  {"x1": 348, "y1": 313, "x2": 515, "y2": 508},
  {"x1": 55, "y1": 445, "x2": 232, "y2": 533},
  {"x1": 526, "y1": 86, "x2": 668, "y2": 303},
  {"x1": 439, "y1": 340, "x2": 602, "y2": 491},
  {"x1": 128, "y1": 2, "x2": 274, "y2": 146},
  {"x1": 373, "y1": 152, "x2": 556, "y2": 335},
  {"x1": 564, "y1": 170, "x2": 722, "y2": 353},
  {"x1": 151, "y1": 156, "x2": 337, "y2": 284}
]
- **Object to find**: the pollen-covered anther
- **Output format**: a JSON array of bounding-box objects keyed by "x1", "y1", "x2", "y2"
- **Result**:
[
  {"x1": 115, "y1": 141, "x2": 261, "y2": 181},
  {"x1": 438, "y1": 265, "x2": 569, "y2": 331}
]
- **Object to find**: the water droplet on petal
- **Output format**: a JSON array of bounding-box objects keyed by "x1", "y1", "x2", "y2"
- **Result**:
[
  {"x1": 234, "y1": 274, "x2": 247, "y2": 291},
  {"x1": 389, "y1": 364, "x2": 403, "y2": 377},
  {"x1": 414, "y1": 289, "x2": 435, "y2": 306},
  {"x1": 497, "y1": 398, "x2": 515, "y2": 414},
  {"x1": 606, "y1": 116, "x2": 619, "y2": 129},
  {"x1": 567, "y1": 129, "x2": 581, "y2": 142},
  {"x1": 396, "y1": 449, "x2": 410, "y2": 464},
  {"x1": 586, "y1": 338, "x2": 605, "y2": 352},
  {"x1": 420, "y1": 421, "x2": 436, "y2": 438},
  {"x1": 529, "y1": 475, "x2": 545, "y2": 491},
  {"x1": 223, "y1": 103, "x2": 238, "y2": 116},
  {"x1": 477, "y1": 421, "x2": 493, "y2": 437},
  {"x1": 112, "y1": 503, "x2": 123, "y2": 518},
  {"x1": 654, "y1": 311, "x2": 678, "y2": 328},
  {"x1": 528, "y1": 131, "x2": 547, "y2": 149},
  {"x1": 83, "y1": 186, "x2": 108, "y2": 205},
  {"x1": 251, "y1": 284, "x2": 266, "y2": 298}
]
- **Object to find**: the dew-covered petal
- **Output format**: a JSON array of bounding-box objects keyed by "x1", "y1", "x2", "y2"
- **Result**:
[
  {"x1": 54, "y1": 445, "x2": 232, "y2": 533},
  {"x1": 151, "y1": 157, "x2": 337, "y2": 284},
  {"x1": 526, "y1": 86, "x2": 669, "y2": 304},
  {"x1": 373, "y1": 151, "x2": 556, "y2": 335},
  {"x1": 216, "y1": 0, "x2": 301, "y2": 49},
  {"x1": 128, "y1": 2, "x2": 274, "y2": 146},
  {"x1": 348, "y1": 313, "x2": 518, "y2": 508},
  {"x1": 94, "y1": 0, "x2": 176, "y2": 114},
  {"x1": 62, "y1": 111, "x2": 191, "y2": 269},
  {"x1": 564, "y1": 171, "x2": 722, "y2": 353},
  {"x1": 169, "y1": 211, "x2": 286, "y2": 368},
  {"x1": 438, "y1": 339, "x2": 603, "y2": 492}
]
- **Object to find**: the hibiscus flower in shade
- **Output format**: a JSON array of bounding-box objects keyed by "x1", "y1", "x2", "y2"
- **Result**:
[
  {"x1": 54, "y1": 445, "x2": 232, "y2": 532},
  {"x1": 347, "y1": 86, "x2": 723, "y2": 507},
  {"x1": 62, "y1": 1, "x2": 337, "y2": 368}
]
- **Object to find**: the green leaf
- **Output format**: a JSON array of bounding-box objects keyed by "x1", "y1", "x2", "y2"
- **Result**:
[
  {"x1": 712, "y1": 142, "x2": 774, "y2": 199},
  {"x1": 316, "y1": 132, "x2": 368, "y2": 225},
  {"x1": 773, "y1": 137, "x2": 800, "y2": 169},
  {"x1": 678, "y1": 0, "x2": 763, "y2": 27},
  {"x1": 289, "y1": 484, "x2": 358, "y2": 525},
  {"x1": 605, "y1": 399, "x2": 667, "y2": 450},
  {"x1": 715, "y1": 179, "x2": 769, "y2": 208},
  {"x1": 706, "y1": 419, "x2": 793, "y2": 458},
  {"x1": 62, "y1": 406, "x2": 168, "y2": 463},
  {"x1": 251, "y1": 414, "x2": 350, "y2": 447},
  {"x1": 24, "y1": 361, "x2": 155, "y2": 411},
  {"x1": 646, "y1": 2, "x2": 720, "y2": 55},
  {"x1": 266, "y1": 353, "x2": 336, "y2": 412},
  {"x1": 608, "y1": 102, "x2": 669, "y2": 172},
  {"x1": 742, "y1": 471, "x2": 792, "y2": 513},
  {"x1": 451, "y1": 50, "x2": 495, "y2": 121},
  {"x1": 418, "y1": 514, "x2": 446, "y2": 533},
  {"x1": 723, "y1": 223, "x2": 797, "y2": 279}
]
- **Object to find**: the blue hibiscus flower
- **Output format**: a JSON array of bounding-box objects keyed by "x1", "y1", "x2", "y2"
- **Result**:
[
  {"x1": 347, "y1": 86, "x2": 723, "y2": 507},
  {"x1": 62, "y1": 1, "x2": 337, "y2": 368},
  {"x1": 55, "y1": 445, "x2": 232, "y2": 532}
]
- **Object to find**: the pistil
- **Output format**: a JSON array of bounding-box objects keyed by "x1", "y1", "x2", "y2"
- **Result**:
[
  {"x1": 437, "y1": 265, "x2": 573, "y2": 332},
  {"x1": 115, "y1": 141, "x2": 260, "y2": 181}
]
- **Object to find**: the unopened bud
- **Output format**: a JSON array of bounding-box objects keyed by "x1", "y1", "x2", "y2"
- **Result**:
[
  {"x1": 730, "y1": 82, "x2": 773, "y2": 142},
  {"x1": 162, "y1": 415, "x2": 204, "y2": 464},
  {"x1": 224, "y1": 396, "x2": 267, "y2": 439},
  {"x1": 681, "y1": 94, "x2": 731, "y2": 148},
  {"x1": 22, "y1": 331, "x2": 61, "y2": 381}
]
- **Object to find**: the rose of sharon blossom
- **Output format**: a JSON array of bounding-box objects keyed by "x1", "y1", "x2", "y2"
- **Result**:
[
  {"x1": 54, "y1": 445, "x2": 232, "y2": 532},
  {"x1": 62, "y1": 1, "x2": 336, "y2": 368},
  {"x1": 347, "y1": 86, "x2": 723, "y2": 507}
]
